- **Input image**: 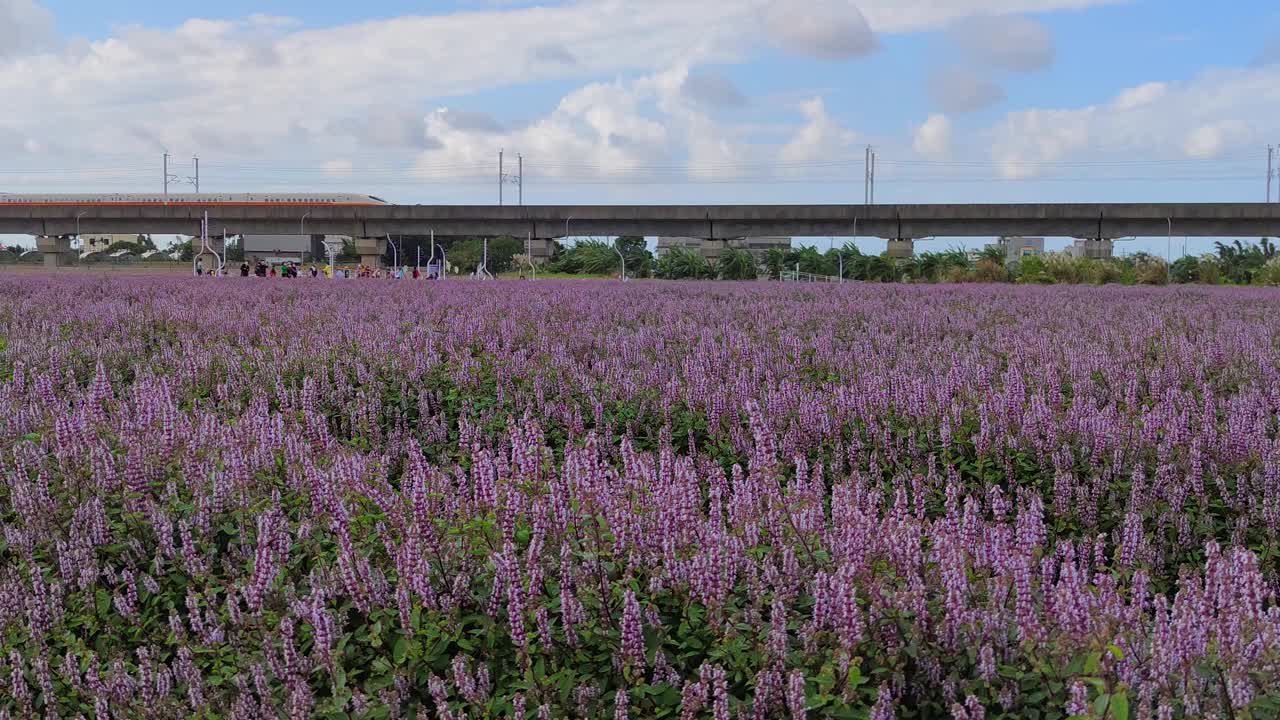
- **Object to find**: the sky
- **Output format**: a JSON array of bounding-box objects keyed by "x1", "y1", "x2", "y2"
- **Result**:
[{"x1": 2, "y1": 0, "x2": 1279, "y2": 255}]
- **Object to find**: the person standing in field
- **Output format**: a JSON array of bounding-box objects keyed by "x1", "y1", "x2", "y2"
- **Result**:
[{"x1": 240, "y1": 261, "x2": 250, "y2": 277}]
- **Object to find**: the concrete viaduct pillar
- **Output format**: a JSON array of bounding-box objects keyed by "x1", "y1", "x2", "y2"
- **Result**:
[
  {"x1": 355, "y1": 237, "x2": 386, "y2": 268},
  {"x1": 886, "y1": 239, "x2": 915, "y2": 259},
  {"x1": 528, "y1": 238, "x2": 555, "y2": 265},
  {"x1": 193, "y1": 236, "x2": 226, "y2": 274},
  {"x1": 1072, "y1": 238, "x2": 1115, "y2": 260},
  {"x1": 35, "y1": 236, "x2": 74, "y2": 268}
]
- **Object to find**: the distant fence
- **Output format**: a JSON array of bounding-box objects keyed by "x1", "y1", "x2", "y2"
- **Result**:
[{"x1": 779, "y1": 269, "x2": 841, "y2": 283}]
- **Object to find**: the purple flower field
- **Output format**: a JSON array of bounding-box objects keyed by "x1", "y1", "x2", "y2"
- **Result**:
[{"x1": 1, "y1": 275, "x2": 1279, "y2": 719}]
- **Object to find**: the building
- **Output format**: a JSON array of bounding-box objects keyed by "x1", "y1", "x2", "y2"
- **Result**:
[
  {"x1": 81, "y1": 234, "x2": 145, "y2": 255},
  {"x1": 986, "y1": 236, "x2": 1045, "y2": 262}
]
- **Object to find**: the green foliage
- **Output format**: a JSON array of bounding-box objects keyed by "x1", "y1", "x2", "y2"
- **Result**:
[
  {"x1": 554, "y1": 239, "x2": 622, "y2": 275},
  {"x1": 446, "y1": 236, "x2": 524, "y2": 274},
  {"x1": 656, "y1": 247, "x2": 714, "y2": 279},
  {"x1": 717, "y1": 248, "x2": 759, "y2": 280},
  {"x1": 1213, "y1": 238, "x2": 1277, "y2": 284}
]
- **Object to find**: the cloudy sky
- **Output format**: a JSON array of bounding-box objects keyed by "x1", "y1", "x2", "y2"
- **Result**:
[{"x1": 2, "y1": 0, "x2": 1278, "y2": 253}]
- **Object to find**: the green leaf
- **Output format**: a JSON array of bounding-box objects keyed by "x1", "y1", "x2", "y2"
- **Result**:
[
  {"x1": 1106, "y1": 644, "x2": 1125, "y2": 661},
  {"x1": 1110, "y1": 691, "x2": 1129, "y2": 720},
  {"x1": 393, "y1": 636, "x2": 409, "y2": 665},
  {"x1": 1083, "y1": 651, "x2": 1102, "y2": 675}
]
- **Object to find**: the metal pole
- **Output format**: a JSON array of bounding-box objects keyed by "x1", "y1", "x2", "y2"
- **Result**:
[
  {"x1": 300, "y1": 211, "x2": 309, "y2": 238},
  {"x1": 615, "y1": 238, "x2": 626, "y2": 281},
  {"x1": 499, "y1": 149, "x2": 504, "y2": 207},
  {"x1": 193, "y1": 155, "x2": 200, "y2": 193},
  {"x1": 518, "y1": 153, "x2": 523, "y2": 207},
  {"x1": 870, "y1": 150, "x2": 876, "y2": 204},
  {"x1": 1268, "y1": 146, "x2": 1274, "y2": 203},
  {"x1": 430, "y1": 230, "x2": 435, "y2": 277},
  {"x1": 1167, "y1": 217, "x2": 1172, "y2": 283},
  {"x1": 864, "y1": 147, "x2": 869, "y2": 205},
  {"x1": 163, "y1": 153, "x2": 169, "y2": 204}
]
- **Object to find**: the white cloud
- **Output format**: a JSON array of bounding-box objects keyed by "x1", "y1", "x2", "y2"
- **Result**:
[
  {"x1": 778, "y1": 97, "x2": 857, "y2": 168},
  {"x1": 948, "y1": 14, "x2": 1055, "y2": 72},
  {"x1": 762, "y1": 0, "x2": 878, "y2": 60},
  {"x1": 988, "y1": 66, "x2": 1280, "y2": 177},
  {"x1": 913, "y1": 114, "x2": 952, "y2": 157},
  {"x1": 1112, "y1": 81, "x2": 1166, "y2": 110},
  {"x1": 0, "y1": 0, "x2": 1136, "y2": 194},
  {"x1": 1182, "y1": 121, "x2": 1247, "y2": 160},
  {"x1": 0, "y1": 0, "x2": 54, "y2": 58}
]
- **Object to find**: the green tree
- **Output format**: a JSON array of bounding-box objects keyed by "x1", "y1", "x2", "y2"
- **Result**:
[
  {"x1": 763, "y1": 248, "x2": 788, "y2": 279},
  {"x1": 717, "y1": 248, "x2": 758, "y2": 280},
  {"x1": 656, "y1": 247, "x2": 713, "y2": 279},
  {"x1": 1170, "y1": 255, "x2": 1200, "y2": 284},
  {"x1": 615, "y1": 236, "x2": 653, "y2": 278}
]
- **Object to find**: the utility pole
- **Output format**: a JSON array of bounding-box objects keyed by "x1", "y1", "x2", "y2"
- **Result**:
[
  {"x1": 870, "y1": 148, "x2": 876, "y2": 204},
  {"x1": 192, "y1": 155, "x2": 200, "y2": 193},
  {"x1": 499, "y1": 149, "x2": 504, "y2": 206},
  {"x1": 1267, "y1": 145, "x2": 1273, "y2": 203},
  {"x1": 864, "y1": 146, "x2": 876, "y2": 204},
  {"x1": 864, "y1": 146, "x2": 870, "y2": 205},
  {"x1": 163, "y1": 153, "x2": 169, "y2": 203},
  {"x1": 518, "y1": 153, "x2": 523, "y2": 207}
]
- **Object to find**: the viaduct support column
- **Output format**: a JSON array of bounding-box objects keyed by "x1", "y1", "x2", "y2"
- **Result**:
[
  {"x1": 36, "y1": 236, "x2": 74, "y2": 268},
  {"x1": 886, "y1": 239, "x2": 915, "y2": 259},
  {"x1": 194, "y1": 236, "x2": 226, "y2": 274},
  {"x1": 527, "y1": 238, "x2": 555, "y2": 265},
  {"x1": 1072, "y1": 238, "x2": 1115, "y2": 260},
  {"x1": 354, "y1": 237, "x2": 387, "y2": 269},
  {"x1": 700, "y1": 238, "x2": 730, "y2": 263}
]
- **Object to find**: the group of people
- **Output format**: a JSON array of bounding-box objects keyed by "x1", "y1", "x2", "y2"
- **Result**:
[
  {"x1": 195, "y1": 256, "x2": 448, "y2": 279},
  {"x1": 204, "y1": 259, "x2": 446, "y2": 280},
  {"x1": 237, "y1": 260, "x2": 316, "y2": 278}
]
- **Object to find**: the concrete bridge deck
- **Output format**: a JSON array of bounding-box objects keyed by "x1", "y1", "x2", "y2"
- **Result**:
[{"x1": 3, "y1": 203, "x2": 1278, "y2": 239}]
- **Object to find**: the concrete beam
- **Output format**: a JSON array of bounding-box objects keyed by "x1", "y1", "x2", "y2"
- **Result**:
[{"x1": 1, "y1": 203, "x2": 1277, "y2": 239}]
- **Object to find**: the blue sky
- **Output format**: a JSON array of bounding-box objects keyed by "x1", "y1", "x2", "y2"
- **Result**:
[{"x1": 4, "y1": 0, "x2": 1280, "y2": 255}]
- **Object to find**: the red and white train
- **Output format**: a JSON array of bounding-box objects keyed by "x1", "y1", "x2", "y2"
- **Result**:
[{"x1": 0, "y1": 193, "x2": 390, "y2": 206}]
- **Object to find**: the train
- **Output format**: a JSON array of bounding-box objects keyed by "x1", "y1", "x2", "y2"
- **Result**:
[{"x1": 0, "y1": 193, "x2": 390, "y2": 206}]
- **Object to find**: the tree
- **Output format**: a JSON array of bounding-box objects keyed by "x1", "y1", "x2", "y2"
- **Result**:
[
  {"x1": 1170, "y1": 255, "x2": 1201, "y2": 284},
  {"x1": 553, "y1": 239, "x2": 620, "y2": 275},
  {"x1": 763, "y1": 248, "x2": 788, "y2": 280},
  {"x1": 168, "y1": 238, "x2": 194, "y2": 262},
  {"x1": 656, "y1": 247, "x2": 713, "y2": 279},
  {"x1": 616, "y1": 236, "x2": 654, "y2": 278},
  {"x1": 717, "y1": 248, "x2": 758, "y2": 280}
]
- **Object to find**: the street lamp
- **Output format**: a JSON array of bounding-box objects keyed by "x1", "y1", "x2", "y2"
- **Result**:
[
  {"x1": 74, "y1": 210, "x2": 88, "y2": 254},
  {"x1": 614, "y1": 238, "x2": 627, "y2": 282},
  {"x1": 300, "y1": 211, "x2": 310, "y2": 238}
]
